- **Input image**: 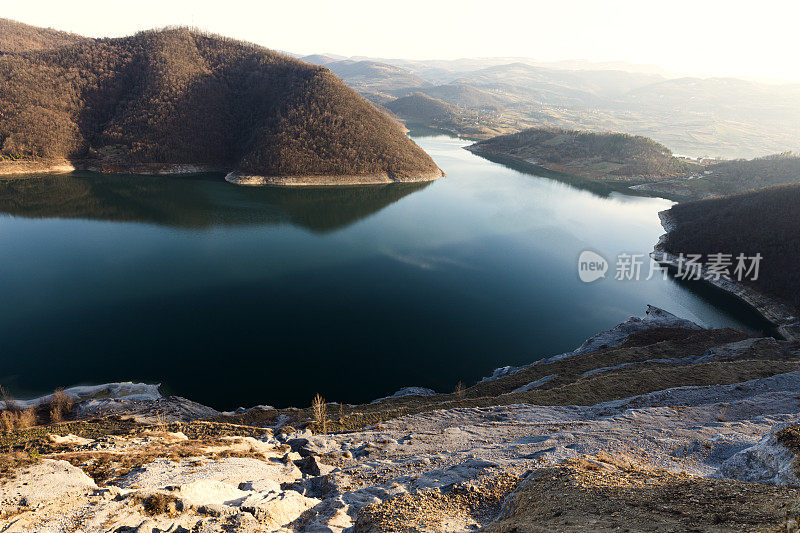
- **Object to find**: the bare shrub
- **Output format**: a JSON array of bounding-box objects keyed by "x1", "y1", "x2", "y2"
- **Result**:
[
  {"x1": 0, "y1": 386, "x2": 19, "y2": 412},
  {"x1": 48, "y1": 388, "x2": 74, "y2": 423},
  {"x1": 454, "y1": 381, "x2": 466, "y2": 399}
]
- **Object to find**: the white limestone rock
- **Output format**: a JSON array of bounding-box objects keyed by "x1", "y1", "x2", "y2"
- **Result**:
[
  {"x1": 510, "y1": 374, "x2": 557, "y2": 393},
  {"x1": 241, "y1": 490, "x2": 321, "y2": 529},
  {"x1": 178, "y1": 480, "x2": 250, "y2": 508},
  {"x1": 717, "y1": 422, "x2": 800, "y2": 485},
  {"x1": 0, "y1": 459, "x2": 97, "y2": 507},
  {"x1": 116, "y1": 457, "x2": 301, "y2": 490}
]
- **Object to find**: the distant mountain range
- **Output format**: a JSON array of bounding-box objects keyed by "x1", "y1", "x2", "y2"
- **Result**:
[
  {"x1": 0, "y1": 19, "x2": 442, "y2": 185},
  {"x1": 301, "y1": 54, "x2": 800, "y2": 159}
]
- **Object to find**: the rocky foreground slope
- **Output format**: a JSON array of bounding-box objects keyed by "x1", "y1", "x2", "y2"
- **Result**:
[{"x1": 2, "y1": 307, "x2": 800, "y2": 532}]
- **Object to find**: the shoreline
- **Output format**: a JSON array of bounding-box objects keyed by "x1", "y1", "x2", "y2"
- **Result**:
[
  {"x1": 0, "y1": 160, "x2": 445, "y2": 186},
  {"x1": 0, "y1": 306, "x2": 722, "y2": 419},
  {"x1": 0, "y1": 159, "x2": 227, "y2": 177},
  {"x1": 224, "y1": 168, "x2": 444, "y2": 187},
  {"x1": 652, "y1": 209, "x2": 800, "y2": 340},
  {"x1": 0, "y1": 159, "x2": 76, "y2": 176},
  {"x1": 464, "y1": 145, "x2": 658, "y2": 184}
]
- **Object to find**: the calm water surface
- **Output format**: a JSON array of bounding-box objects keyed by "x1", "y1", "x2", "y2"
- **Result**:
[{"x1": 0, "y1": 133, "x2": 768, "y2": 408}]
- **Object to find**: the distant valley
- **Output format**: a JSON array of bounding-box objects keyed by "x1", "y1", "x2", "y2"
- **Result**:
[{"x1": 302, "y1": 54, "x2": 800, "y2": 159}]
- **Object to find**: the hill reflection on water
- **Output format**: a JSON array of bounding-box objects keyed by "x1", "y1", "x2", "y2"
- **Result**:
[{"x1": 0, "y1": 172, "x2": 431, "y2": 233}]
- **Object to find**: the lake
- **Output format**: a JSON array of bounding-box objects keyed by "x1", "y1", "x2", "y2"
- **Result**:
[{"x1": 0, "y1": 132, "x2": 769, "y2": 409}]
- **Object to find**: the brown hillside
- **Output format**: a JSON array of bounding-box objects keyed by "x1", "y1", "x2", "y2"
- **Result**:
[
  {"x1": 0, "y1": 18, "x2": 88, "y2": 54},
  {"x1": 0, "y1": 24, "x2": 441, "y2": 183}
]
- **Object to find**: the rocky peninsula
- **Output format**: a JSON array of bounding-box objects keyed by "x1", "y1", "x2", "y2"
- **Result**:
[{"x1": 466, "y1": 127, "x2": 693, "y2": 183}]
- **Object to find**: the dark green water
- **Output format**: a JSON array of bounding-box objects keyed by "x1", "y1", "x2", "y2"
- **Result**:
[{"x1": 0, "y1": 133, "x2": 768, "y2": 409}]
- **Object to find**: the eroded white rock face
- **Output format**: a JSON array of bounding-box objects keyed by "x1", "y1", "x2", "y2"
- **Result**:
[
  {"x1": 372, "y1": 386, "x2": 437, "y2": 403},
  {"x1": 547, "y1": 305, "x2": 702, "y2": 363},
  {"x1": 178, "y1": 479, "x2": 250, "y2": 507},
  {"x1": 5, "y1": 371, "x2": 800, "y2": 532},
  {"x1": 0, "y1": 382, "x2": 161, "y2": 410},
  {"x1": 510, "y1": 374, "x2": 557, "y2": 393},
  {"x1": 717, "y1": 423, "x2": 800, "y2": 485},
  {"x1": 241, "y1": 490, "x2": 321, "y2": 529},
  {"x1": 173, "y1": 479, "x2": 321, "y2": 529},
  {"x1": 0, "y1": 459, "x2": 97, "y2": 506},
  {"x1": 76, "y1": 395, "x2": 220, "y2": 422},
  {"x1": 116, "y1": 456, "x2": 302, "y2": 490}
]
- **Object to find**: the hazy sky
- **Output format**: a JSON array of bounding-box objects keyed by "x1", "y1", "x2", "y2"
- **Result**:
[{"x1": 4, "y1": 0, "x2": 799, "y2": 82}]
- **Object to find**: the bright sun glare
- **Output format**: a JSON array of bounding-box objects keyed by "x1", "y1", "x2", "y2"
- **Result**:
[{"x1": 3, "y1": 0, "x2": 800, "y2": 82}]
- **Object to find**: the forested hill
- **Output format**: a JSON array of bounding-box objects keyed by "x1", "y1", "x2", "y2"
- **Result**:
[
  {"x1": 663, "y1": 183, "x2": 800, "y2": 310},
  {"x1": 632, "y1": 153, "x2": 800, "y2": 200},
  {"x1": 0, "y1": 23, "x2": 441, "y2": 183},
  {"x1": 0, "y1": 18, "x2": 88, "y2": 53},
  {"x1": 467, "y1": 127, "x2": 692, "y2": 181}
]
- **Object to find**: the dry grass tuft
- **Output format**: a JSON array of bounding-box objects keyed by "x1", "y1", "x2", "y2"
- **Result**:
[
  {"x1": 357, "y1": 472, "x2": 520, "y2": 532},
  {"x1": 0, "y1": 411, "x2": 16, "y2": 433},
  {"x1": 483, "y1": 458, "x2": 800, "y2": 532},
  {"x1": 0, "y1": 409, "x2": 37, "y2": 432},
  {"x1": 139, "y1": 492, "x2": 182, "y2": 515},
  {"x1": 153, "y1": 411, "x2": 167, "y2": 432},
  {"x1": 312, "y1": 394, "x2": 327, "y2": 434},
  {"x1": 0, "y1": 451, "x2": 40, "y2": 479},
  {"x1": 276, "y1": 425, "x2": 296, "y2": 436}
]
